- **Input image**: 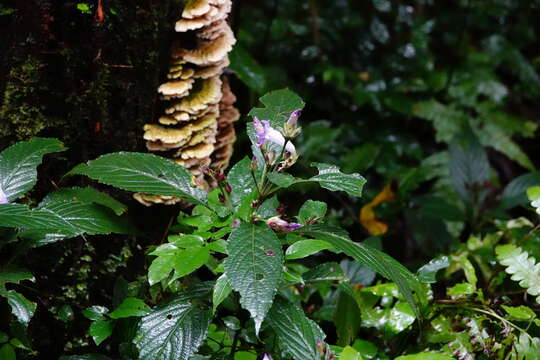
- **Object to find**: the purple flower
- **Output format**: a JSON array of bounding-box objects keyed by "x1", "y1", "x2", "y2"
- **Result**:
[
  {"x1": 266, "y1": 216, "x2": 302, "y2": 232},
  {"x1": 287, "y1": 109, "x2": 302, "y2": 126},
  {"x1": 253, "y1": 117, "x2": 270, "y2": 147},
  {"x1": 253, "y1": 117, "x2": 296, "y2": 154},
  {"x1": 0, "y1": 186, "x2": 7, "y2": 204},
  {"x1": 262, "y1": 354, "x2": 273, "y2": 360}
]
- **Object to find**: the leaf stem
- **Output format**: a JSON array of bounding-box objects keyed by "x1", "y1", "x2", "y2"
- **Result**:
[{"x1": 229, "y1": 331, "x2": 239, "y2": 359}]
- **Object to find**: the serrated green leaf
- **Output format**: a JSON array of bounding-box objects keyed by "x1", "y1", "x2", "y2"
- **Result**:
[
  {"x1": 90, "y1": 320, "x2": 114, "y2": 345},
  {"x1": 496, "y1": 244, "x2": 540, "y2": 303},
  {"x1": 417, "y1": 256, "x2": 450, "y2": 283},
  {"x1": 134, "y1": 289, "x2": 212, "y2": 360},
  {"x1": 0, "y1": 203, "x2": 68, "y2": 229},
  {"x1": 0, "y1": 138, "x2": 65, "y2": 201},
  {"x1": 248, "y1": 89, "x2": 305, "y2": 128},
  {"x1": 38, "y1": 200, "x2": 132, "y2": 236},
  {"x1": 5, "y1": 290, "x2": 36, "y2": 326},
  {"x1": 266, "y1": 297, "x2": 327, "y2": 360},
  {"x1": 223, "y1": 222, "x2": 283, "y2": 334},
  {"x1": 0, "y1": 200, "x2": 132, "y2": 246},
  {"x1": 448, "y1": 137, "x2": 490, "y2": 202},
  {"x1": 213, "y1": 274, "x2": 233, "y2": 313},
  {"x1": 67, "y1": 152, "x2": 207, "y2": 206},
  {"x1": 298, "y1": 200, "x2": 327, "y2": 224},
  {"x1": 109, "y1": 297, "x2": 151, "y2": 319},
  {"x1": 298, "y1": 224, "x2": 424, "y2": 319},
  {"x1": 42, "y1": 187, "x2": 127, "y2": 215},
  {"x1": 173, "y1": 246, "x2": 210, "y2": 279},
  {"x1": 501, "y1": 305, "x2": 536, "y2": 321},
  {"x1": 310, "y1": 163, "x2": 366, "y2": 198},
  {"x1": 514, "y1": 333, "x2": 540, "y2": 359},
  {"x1": 285, "y1": 240, "x2": 332, "y2": 260}
]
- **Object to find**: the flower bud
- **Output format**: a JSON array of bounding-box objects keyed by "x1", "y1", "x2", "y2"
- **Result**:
[
  {"x1": 283, "y1": 109, "x2": 302, "y2": 138},
  {"x1": 215, "y1": 172, "x2": 225, "y2": 182},
  {"x1": 225, "y1": 183, "x2": 232, "y2": 194},
  {"x1": 266, "y1": 216, "x2": 302, "y2": 232},
  {"x1": 287, "y1": 109, "x2": 302, "y2": 127}
]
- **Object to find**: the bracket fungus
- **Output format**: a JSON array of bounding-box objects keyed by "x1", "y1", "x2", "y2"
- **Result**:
[{"x1": 138, "y1": 0, "x2": 239, "y2": 206}]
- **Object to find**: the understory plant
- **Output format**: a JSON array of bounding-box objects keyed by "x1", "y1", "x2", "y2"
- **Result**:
[{"x1": 1, "y1": 90, "x2": 540, "y2": 360}]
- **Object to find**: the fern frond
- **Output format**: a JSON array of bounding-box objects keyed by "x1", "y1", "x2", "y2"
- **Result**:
[{"x1": 496, "y1": 245, "x2": 540, "y2": 304}]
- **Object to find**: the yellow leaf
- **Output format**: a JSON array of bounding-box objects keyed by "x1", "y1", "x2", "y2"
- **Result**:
[{"x1": 359, "y1": 183, "x2": 395, "y2": 236}]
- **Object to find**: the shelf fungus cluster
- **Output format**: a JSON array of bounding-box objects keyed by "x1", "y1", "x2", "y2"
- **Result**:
[{"x1": 136, "y1": 0, "x2": 239, "y2": 206}]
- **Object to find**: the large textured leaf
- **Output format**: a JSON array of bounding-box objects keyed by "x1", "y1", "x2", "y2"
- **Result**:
[
  {"x1": 0, "y1": 203, "x2": 70, "y2": 229},
  {"x1": 68, "y1": 152, "x2": 207, "y2": 206},
  {"x1": 42, "y1": 187, "x2": 127, "y2": 215},
  {"x1": 0, "y1": 138, "x2": 65, "y2": 201},
  {"x1": 134, "y1": 286, "x2": 212, "y2": 360},
  {"x1": 266, "y1": 297, "x2": 327, "y2": 360},
  {"x1": 299, "y1": 224, "x2": 424, "y2": 318},
  {"x1": 223, "y1": 222, "x2": 283, "y2": 334},
  {"x1": 38, "y1": 200, "x2": 131, "y2": 236},
  {"x1": 0, "y1": 201, "x2": 132, "y2": 246},
  {"x1": 448, "y1": 137, "x2": 490, "y2": 202},
  {"x1": 248, "y1": 89, "x2": 305, "y2": 127}
]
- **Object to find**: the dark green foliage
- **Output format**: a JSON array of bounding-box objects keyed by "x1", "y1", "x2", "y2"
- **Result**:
[{"x1": 2, "y1": 1, "x2": 540, "y2": 359}]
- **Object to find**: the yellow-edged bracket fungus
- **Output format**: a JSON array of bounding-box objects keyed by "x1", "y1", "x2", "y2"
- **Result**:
[{"x1": 137, "y1": 0, "x2": 239, "y2": 206}]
